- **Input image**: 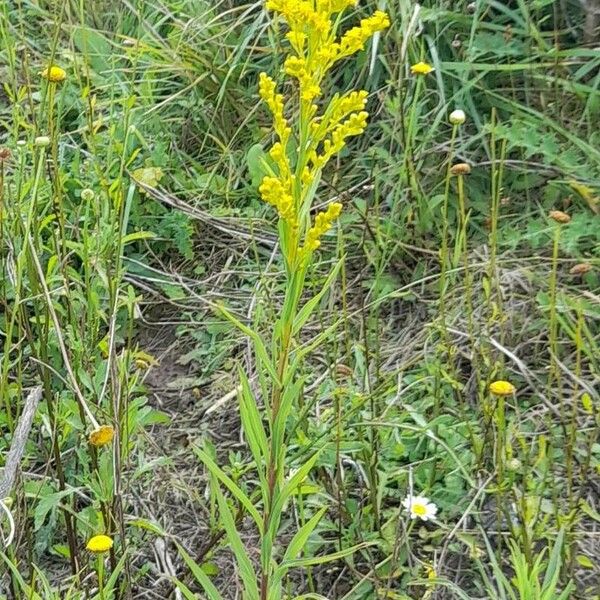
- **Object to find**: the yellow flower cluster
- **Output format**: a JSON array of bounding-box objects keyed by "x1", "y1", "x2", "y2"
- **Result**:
[
  {"x1": 310, "y1": 111, "x2": 368, "y2": 170},
  {"x1": 89, "y1": 425, "x2": 115, "y2": 447},
  {"x1": 337, "y1": 12, "x2": 391, "y2": 60},
  {"x1": 302, "y1": 202, "x2": 343, "y2": 255},
  {"x1": 258, "y1": 0, "x2": 389, "y2": 263},
  {"x1": 266, "y1": 1, "x2": 389, "y2": 104},
  {"x1": 310, "y1": 90, "x2": 368, "y2": 142},
  {"x1": 259, "y1": 73, "x2": 291, "y2": 143},
  {"x1": 259, "y1": 176, "x2": 296, "y2": 225}
]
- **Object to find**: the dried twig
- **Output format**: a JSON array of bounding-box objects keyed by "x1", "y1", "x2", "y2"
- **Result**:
[
  {"x1": 0, "y1": 386, "x2": 42, "y2": 548},
  {"x1": 0, "y1": 386, "x2": 42, "y2": 500}
]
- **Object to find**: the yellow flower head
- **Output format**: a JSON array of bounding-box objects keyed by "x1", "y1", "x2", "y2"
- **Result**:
[
  {"x1": 41, "y1": 65, "x2": 67, "y2": 83},
  {"x1": 410, "y1": 61, "x2": 434, "y2": 76},
  {"x1": 489, "y1": 380, "x2": 516, "y2": 396},
  {"x1": 89, "y1": 425, "x2": 115, "y2": 447},
  {"x1": 86, "y1": 534, "x2": 113, "y2": 554}
]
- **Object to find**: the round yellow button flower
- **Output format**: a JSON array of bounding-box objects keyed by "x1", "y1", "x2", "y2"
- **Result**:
[
  {"x1": 489, "y1": 380, "x2": 516, "y2": 396},
  {"x1": 89, "y1": 425, "x2": 115, "y2": 447},
  {"x1": 41, "y1": 65, "x2": 67, "y2": 83},
  {"x1": 86, "y1": 534, "x2": 113, "y2": 553},
  {"x1": 410, "y1": 61, "x2": 434, "y2": 76}
]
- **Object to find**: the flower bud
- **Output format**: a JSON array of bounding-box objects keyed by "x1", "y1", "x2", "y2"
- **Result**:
[
  {"x1": 81, "y1": 188, "x2": 95, "y2": 202},
  {"x1": 569, "y1": 263, "x2": 592, "y2": 276},
  {"x1": 449, "y1": 109, "x2": 466, "y2": 125},
  {"x1": 450, "y1": 162, "x2": 471, "y2": 176},
  {"x1": 34, "y1": 136, "x2": 51, "y2": 148},
  {"x1": 549, "y1": 210, "x2": 571, "y2": 224},
  {"x1": 507, "y1": 458, "x2": 522, "y2": 471}
]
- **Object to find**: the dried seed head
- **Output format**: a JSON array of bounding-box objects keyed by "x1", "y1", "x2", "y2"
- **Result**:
[
  {"x1": 549, "y1": 210, "x2": 571, "y2": 224},
  {"x1": 569, "y1": 263, "x2": 592, "y2": 276},
  {"x1": 0, "y1": 148, "x2": 10, "y2": 161},
  {"x1": 450, "y1": 162, "x2": 471, "y2": 176}
]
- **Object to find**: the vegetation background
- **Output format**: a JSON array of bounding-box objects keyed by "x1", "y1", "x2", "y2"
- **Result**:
[{"x1": 0, "y1": 0, "x2": 599, "y2": 598}]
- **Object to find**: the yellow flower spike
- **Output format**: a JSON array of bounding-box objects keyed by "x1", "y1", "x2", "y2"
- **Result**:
[
  {"x1": 88, "y1": 425, "x2": 115, "y2": 447},
  {"x1": 489, "y1": 380, "x2": 516, "y2": 396},
  {"x1": 86, "y1": 535, "x2": 113, "y2": 554},
  {"x1": 338, "y1": 11, "x2": 390, "y2": 59},
  {"x1": 259, "y1": 0, "x2": 388, "y2": 253},
  {"x1": 41, "y1": 65, "x2": 67, "y2": 83},
  {"x1": 410, "y1": 61, "x2": 434, "y2": 76},
  {"x1": 302, "y1": 202, "x2": 343, "y2": 256},
  {"x1": 259, "y1": 176, "x2": 296, "y2": 225}
]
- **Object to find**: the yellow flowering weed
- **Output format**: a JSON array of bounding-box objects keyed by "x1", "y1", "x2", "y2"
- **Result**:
[
  {"x1": 86, "y1": 534, "x2": 113, "y2": 553},
  {"x1": 41, "y1": 65, "x2": 67, "y2": 83}
]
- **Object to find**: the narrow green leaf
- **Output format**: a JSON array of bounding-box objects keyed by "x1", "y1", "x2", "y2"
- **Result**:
[
  {"x1": 0, "y1": 552, "x2": 43, "y2": 600},
  {"x1": 238, "y1": 366, "x2": 269, "y2": 460},
  {"x1": 293, "y1": 260, "x2": 342, "y2": 336},
  {"x1": 283, "y1": 507, "x2": 327, "y2": 562},
  {"x1": 176, "y1": 543, "x2": 223, "y2": 600},
  {"x1": 238, "y1": 366, "x2": 269, "y2": 498},
  {"x1": 216, "y1": 490, "x2": 260, "y2": 599},
  {"x1": 193, "y1": 445, "x2": 263, "y2": 531},
  {"x1": 268, "y1": 452, "x2": 321, "y2": 541},
  {"x1": 542, "y1": 528, "x2": 564, "y2": 591},
  {"x1": 283, "y1": 541, "x2": 373, "y2": 569},
  {"x1": 217, "y1": 303, "x2": 280, "y2": 385}
]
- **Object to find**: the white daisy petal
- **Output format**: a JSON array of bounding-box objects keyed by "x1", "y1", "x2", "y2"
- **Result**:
[{"x1": 402, "y1": 493, "x2": 438, "y2": 521}]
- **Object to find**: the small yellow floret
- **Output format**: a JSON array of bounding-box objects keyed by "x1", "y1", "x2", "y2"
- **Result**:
[
  {"x1": 86, "y1": 534, "x2": 113, "y2": 554},
  {"x1": 411, "y1": 62, "x2": 434, "y2": 76},
  {"x1": 41, "y1": 65, "x2": 67, "y2": 83},
  {"x1": 489, "y1": 380, "x2": 516, "y2": 396}
]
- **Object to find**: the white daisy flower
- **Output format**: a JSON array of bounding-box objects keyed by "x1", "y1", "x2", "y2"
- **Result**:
[{"x1": 402, "y1": 494, "x2": 438, "y2": 521}]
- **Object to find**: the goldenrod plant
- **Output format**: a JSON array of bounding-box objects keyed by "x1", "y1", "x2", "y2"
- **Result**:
[{"x1": 186, "y1": 1, "x2": 389, "y2": 598}]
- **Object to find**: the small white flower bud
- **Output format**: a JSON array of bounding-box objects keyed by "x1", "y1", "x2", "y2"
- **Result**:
[
  {"x1": 34, "y1": 136, "x2": 51, "y2": 148},
  {"x1": 449, "y1": 109, "x2": 466, "y2": 125},
  {"x1": 507, "y1": 458, "x2": 522, "y2": 471},
  {"x1": 81, "y1": 188, "x2": 95, "y2": 202}
]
